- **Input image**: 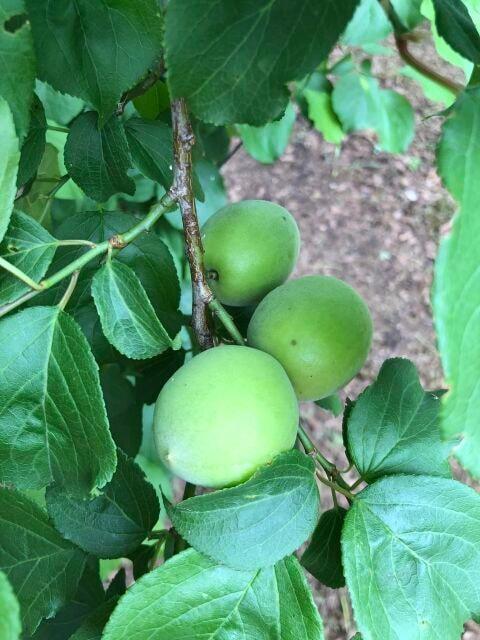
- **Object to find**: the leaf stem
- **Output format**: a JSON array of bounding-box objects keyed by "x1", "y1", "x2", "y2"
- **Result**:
[
  {"x1": 58, "y1": 270, "x2": 79, "y2": 310},
  {"x1": 0, "y1": 289, "x2": 41, "y2": 317},
  {"x1": 298, "y1": 424, "x2": 336, "y2": 474},
  {"x1": 350, "y1": 477, "x2": 364, "y2": 491},
  {"x1": 47, "y1": 125, "x2": 69, "y2": 134},
  {"x1": 56, "y1": 239, "x2": 97, "y2": 248},
  {"x1": 171, "y1": 98, "x2": 214, "y2": 350},
  {"x1": 208, "y1": 297, "x2": 244, "y2": 345},
  {"x1": 316, "y1": 471, "x2": 354, "y2": 501},
  {"x1": 0, "y1": 257, "x2": 43, "y2": 290}
]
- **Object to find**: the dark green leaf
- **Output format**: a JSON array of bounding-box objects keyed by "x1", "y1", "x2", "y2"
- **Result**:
[
  {"x1": 29, "y1": 563, "x2": 105, "y2": 640},
  {"x1": 0, "y1": 489, "x2": 86, "y2": 635},
  {"x1": 134, "y1": 348, "x2": 186, "y2": 405},
  {"x1": 92, "y1": 260, "x2": 175, "y2": 359},
  {"x1": 301, "y1": 508, "x2": 346, "y2": 588},
  {"x1": 237, "y1": 102, "x2": 296, "y2": 164},
  {"x1": 124, "y1": 118, "x2": 173, "y2": 190},
  {"x1": 433, "y1": 0, "x2": 480, "y2": 63},
  {"x1": 134, "y1": 80, "x2": 170, "y2": 120},
  {"x1": 128, "y1": 545, "x2": 155, "y2": 580},
  {"x1": 46, "y1": 450, "x2": 160, "y2": 558},
  {"x1": 73, "y1": 302, "x2": 120, "y2": 365},
  {"x1": 105, "y1": 568, "x2": 126, "y2": 599},
  {"x1": 0, "y1": 0, "x2": 35, "y2": 141},
  {"x1": 345, "y1": 358, "x2": 450, "y2": 481},
  {"x1": 434, "y1": 87, "x2": 480, "y2": 477},
  {"x1": 69, "y1": 598, "x2": 119, "y2": 640},
  {"x1": 101, "y1": 365, "x2": 142, "y2": 457},
  {"x1": 0, "y1": 570, "x2": 21, "y2": 640},
  {"x1": 315, "y1": 393, "x2": 343, "y2": 417},
  {"x1": 0, "y1": 98, "x2": 20, "y2": 243},
  {"x1": 26, "y1": 0, "x2": 163, "y2": 121},
  {"x1": 343, "y1": 475, "x2": 480, "y2": 640},
  {"x1": 17, "y1": 94, "x2": 46, "y2": 186},
  {"x1": 0, "y1": 306, "x2": 116, "y2": 495},
  {"x1": 103, "y1": 549, "x2": 324, "y2": 639},
  {"x1": 0, "y1": 211, "x2": 56, "y2": 305},
  {"x1": 35, "y1": 80, "x2": 84, "y2": 126},
  {"x1": 165, "y1": 0, "x2": 360, "y2": 125},
  {"x1": 65, "y1": 112, "x2": 135, "y2": 202},
  {"x1": 169, "y1": 450, "x2": 319, "y2": 570},
  {"x1": 193, "y1": 121, "x2": 230, "y2": 165}
]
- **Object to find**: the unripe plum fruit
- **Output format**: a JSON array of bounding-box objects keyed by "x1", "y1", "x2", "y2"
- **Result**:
[
  {"x1": 247, "y1": 275, "x2": 373, "y2": 401},
  {"x1": 153, "y1": 345, "x2": 299, "y2": 488},
  {"x1": 202, "y1": 200, "x2": 300, "y2": 306}
]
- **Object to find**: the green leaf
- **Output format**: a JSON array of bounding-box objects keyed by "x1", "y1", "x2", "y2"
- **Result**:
[
  {"x1": 333, "y1": 71, "x2": 414, "y2": 153},
  {"x1": 432, "y1": 0, "x2": 480, "y2": 63},
  {"x1": 101, "y1": 364, "x2": 143, "y2": 457},
  {"x1": 25, "y1": 0, "x2": 163, "y2": 121},
  {"x1": 304, "y1": 89, "x2": 345, "y2": 145},
  {"x1": 69, "y1": 598, "x2": 118, "y2": 640},
  {"x1": 17, "y1": 94, "x2": 46, "y2": 186},
  {"x1": 35, "y1": 80, "x2": 84, "y2": 126},
  {"x1": 400, "y1": 65, "x2": 456, "y2": 106},
  {"x1": 236, "y1": 102, "x2": 296, "y2": 164},
  {"x1": 391, "y1": 0, "x2": 424, "y2": 29},
  {"x1": 315, "y1": 393, "x2": 343, "y2": 416},
  {"x1": 0, "y1": 211, "x2": 56, "y2": 305},
  {"x1": 92, "y1": 260, "x2": 174, "y2": 360},
  {"x1": 345, "y1": 358, "x2": 450, "y2": 481},
  {"x1": 124, "y1": 118, "x2": 173, "y2": 190},
  {"x1": 342, "y1": 475, "x2": 480, "y2": 640},
  {"x1": 134, "y1": 80, "x2": 170, "y2": 120},
  {"x1": 134, "y1": 348, "x2": 186, "y2": 405},
  {"x1": 46, "y1": 450, "x2": 159, "y2": 558},
  {"x1": 0, "y1": 0, "x2": 35, "y2": 141},
  {"x1": 343, "y1": 0, "x2": 392, "y2": 45},
  {"x1": 64, "y1": 112, "x2": 135, "y2": 202},
  {"x1": 168, "y1": 450, "x2": 319, "y2": 570},
  {"x1": 29, "y1": 563, "x2": 105, "y2": 640},
  {"x1": 0, "y1": 306, "x2": 116, "y2": 495},
  {"x1": 0, "y1": 98, "x2": 20, "y2": 243},
  {"x1": 301, "y1": 508, "x2": 346, "y2": 588},
  {"x1": 165, "y1": 0, "x2": 360, "y2": 126},
  {"x1": 434, "y1": 87, "x2": 480, "y2": 476},
  {"x1": 0, "y1": 570, "x2": 21, "y2": 640},
  {"x1": 0, "y1": 489, "x2": 86, "y2": 635},
  {"x1": 103, "y1": 549, "x2": 324, "y2": 639}
]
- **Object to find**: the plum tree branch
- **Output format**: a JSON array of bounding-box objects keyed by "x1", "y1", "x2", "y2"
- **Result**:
[{"x1": 171, "y1": 98, "x2": 215, "y2": 350}]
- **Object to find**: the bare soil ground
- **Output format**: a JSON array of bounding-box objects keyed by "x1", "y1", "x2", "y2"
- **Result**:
[{"x1": 222, "y1": 43, "x2": 479, "y2": 640}]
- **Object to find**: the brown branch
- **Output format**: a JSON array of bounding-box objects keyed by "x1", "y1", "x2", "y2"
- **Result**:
[
  {"x1": 171, "y1": 98, "x2": 214, "y2": 350},
  {"x1": 394, "y1": 34, "x2": 463, "y2": 95}
]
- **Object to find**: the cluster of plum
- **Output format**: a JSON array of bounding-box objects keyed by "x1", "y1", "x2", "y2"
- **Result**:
[{"x1": 154, "y1": 200, "x2": 373, "y2": 488}]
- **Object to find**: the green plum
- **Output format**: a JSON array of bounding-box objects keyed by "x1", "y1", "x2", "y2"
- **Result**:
[
  {"x1": 153, "y1": 345, "x2": 299, "y2": 488},
  {"x1": 247, "y1": 275, "x2": 373, "y2": 401},
  {"x1": 202, "y1": 200, "x2": 300, "y2": 306}
]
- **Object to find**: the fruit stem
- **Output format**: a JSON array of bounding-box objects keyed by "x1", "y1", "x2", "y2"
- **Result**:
[{"x1": 208, "y1": 298, "x2": 245, "y2": 345}]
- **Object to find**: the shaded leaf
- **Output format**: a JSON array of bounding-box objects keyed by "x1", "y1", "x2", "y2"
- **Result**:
[
  {"x1": 70, "y1": 598, "x2": 119, "y2": 640},
  {"x1": 236, "y1": 102, "x2": 296, "y2": 164},
  {"x1": 169, "y1": 450, "x2": 319, "y2": 570},
  {"x1": 0, "y1": 570, "x2": 21, "y2": 640},
  {"x1": 343, "y1": 475, "x2": 480, "y2": 640},
  {"x1": 17, "y1": 94, "x2": 47, "y2": 186},
  {"x1": 134, "y1": 80, "x2": 170, "y2": 120},
  {"x1": 0, "y1": 306, "x2": 116, "y2": 495},
  {"x1": 345, "y1": 358, "x2": 450, "y2": 481},
  {"x1": 103, "y1": 549, "x2": 324, "y2": 639},
  {"x1": 0, "y1": 98, "x2": 20, "y2": 243},
  {"x1": 47, "y1": 450, "x2": 160, "y2": 558},
  {"x1": 65, "y1": 112, "x2": 135, "y2": 202},
  {"x1": 433, "y1": 0, "x2": 480, "y2": 63},
  {"x1": 134, "y1": 348, "x2": 186, "y2": 405},
  {"x1": 301, "y1": 508, "x2": 346, "y2": 588},
  {"x1": 124, "y1": 118, "x2": 173, "y2": 190},
  {"x1": 0, "y1": 489, "x2": 86, "y2": 635},
  {"x1": 165, "y1": 0, "x2": 360, "y2": 125}
]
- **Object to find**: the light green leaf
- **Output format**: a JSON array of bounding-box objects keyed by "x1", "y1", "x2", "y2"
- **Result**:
[
  {"x1": 332, "y1": 71, "x2": 414, "y2": 153},
  {"x1": 46, "y1": 450, "x2": 159, "y2": 558},
  {"x1": 0, "y1": 306, "x2": 117, "y2": 495},
  {"x1": 103, "y1": 549, "x2": 324, "y2": 639},
  {"x1": 0, "y1": 570, "x2": 21, "y2": 640},
  {"x1": 400, "y1": 65, "x2": 456, "y2": 106},
  {"x1": 342, "y1": 475, "x2": 480, "y2": 640},
  {"x1": 345, "y1": 358, "x2": 450, "y2": 481},
  {"x1": 343, "y1": 0, "x2": 392, "y2": 45},
  {"x1": 64, "y1": 112, "x2": 135, "y2": 202},
  {"x1": 0, "y1": 210, "x2": 56, "y2": 305},
  {"x1": 434, "y1": 87, "x2": 480, "y2": 476},
  {"x1": 133, "y1": 80, "x2": 170, "y2": 120},
  {"x1": 92, "y1": 260, "x2": 174, "y2": 360},
  {"x1": 26, "y1": 0, "x2": 163, "y2": 121},
  {"x1": 391, "y1": 0, "x2": 424, "y2": 29},
  {"x1": 0, "y1": 98, "x2": 20, "y2": 243},
  {"x1": 0, "y1": 489, "x2": 86, "y2": 635},
  {"x1": 301, "y1": 507, "x2": 346, "y2": 588},
  {"x1": 169, "y1": 450, "x2": 319, "y2": 570},
  {"x1": 165, "y1": 0, "x2": 360, "y2": 125},
  {"x1": 304, "y1": 89, "x2": 345, "y2": 145},
  {"x1": 35, "y1": 80, "x2": 84, "y2": 126},
  {"x1": 315, "y1": 393, "x2": 343, "y2": 416},
  {"x1": 236, "y1": 102, "x2": 296, "y2": 164},
  {"x1": 124, "y1": 118, "x2": 173, "y2": 190},
  {"x1": 0, "y1": 0, "x2": 35, "y2": 141}
]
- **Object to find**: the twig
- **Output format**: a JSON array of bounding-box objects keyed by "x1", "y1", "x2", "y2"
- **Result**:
[
  {"x1": 171, "y1": 98, "x2": 214, "y2": 350},
  {"x1": 0, "y1": 257, "x2": 43, "y2": 290},
  {"x1": 0, "y1": 289, "x2": 40, "y2": 317},
  {"x1": 117, "y1": 58, "x2": 165, "y2": 115},
  {"x1": 47, "y1": 125, "x2": 69, "y2": 134},
  {"x1": 219, "y1": 140, "x2": 243, "y2": 168},
  {"x1": 208, "y1": 298, "x2": 244, "y2": 345},
  {"x1": 58, "y1": 270, "x2": 79, "y2": 310},
  {"x1": 316, "y1": 471, "x2": 354, "y2": 501}
]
